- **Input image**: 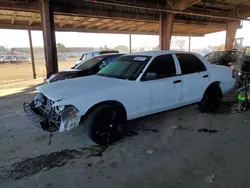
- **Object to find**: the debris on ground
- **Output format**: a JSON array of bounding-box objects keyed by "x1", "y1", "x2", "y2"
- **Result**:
[
  {"x1": 126, "y1": 130, "x2": 139, "y2": 137},
  {"x1": 170, "y1": 125, "x2": 193, "y2": 132},
  {"x1": 146, "y1": 150, "x2": 154, "y2": 155},
  {"x1": 170, "y1": 125, "x2": 178, "y2": 129},
  {"x1": 128, "y1": 152, "x2": 134, "y2": 156},
  {"x1": 205, "y1": 174, "x2": 216, "y2": 183},
  {"x1": 197, "y1": 129, "x2": 219, "y2": 134},
  {"x1": 142, "y1": 128, "x2": 159, "y2": 133}
]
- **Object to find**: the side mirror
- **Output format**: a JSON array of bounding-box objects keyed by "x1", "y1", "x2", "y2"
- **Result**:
[{"x1": 142, "y1": 72, "x2": 157, "y2": 81}]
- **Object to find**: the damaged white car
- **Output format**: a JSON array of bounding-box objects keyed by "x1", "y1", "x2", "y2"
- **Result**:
[{"x1": 24, "y1": 51, "x2": 236, "y2": 145}]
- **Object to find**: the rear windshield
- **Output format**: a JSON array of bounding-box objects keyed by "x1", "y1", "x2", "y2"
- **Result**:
[{"x1": 76, "y1": 57, "x2": 104, "y2": 70}]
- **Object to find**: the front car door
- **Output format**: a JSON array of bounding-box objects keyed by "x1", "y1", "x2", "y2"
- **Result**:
[
  {"x1": 137, "y1": 54, "x2": 182, "y2": 117},
  {"x1": 174, "y1": 53, "x2": 210, "y2": 105}
]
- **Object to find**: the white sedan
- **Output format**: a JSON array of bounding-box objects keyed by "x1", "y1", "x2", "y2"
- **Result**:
[{"x1": 24, "y1": 51, "x2": 235, "y2": 145}]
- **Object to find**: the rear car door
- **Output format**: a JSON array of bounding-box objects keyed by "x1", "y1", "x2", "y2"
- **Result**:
[
  {"x1": 174, "y1": 53, "x2": 210, "y2": 104},
  {"x1": 137, "y1": 54, "x2": 182, "y2": 116}
]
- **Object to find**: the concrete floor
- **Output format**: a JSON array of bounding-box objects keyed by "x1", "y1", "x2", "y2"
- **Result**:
[{"x1": 0, "y1": 88, "x2": 250, "y2": 188}]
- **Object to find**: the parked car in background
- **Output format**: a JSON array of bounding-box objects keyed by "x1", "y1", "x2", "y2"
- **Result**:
[
  {"x1": 0, "y1": 55, "x2": 5, "y2": 63},
  {"x1": 14, "y1": 55, "x2": 30, "y2": 63},
  {"x1": 47, "y1": 53, "x2": 123, "y2": 83},
  {"x1": 75, "y1": 50, "x2": 119, "y2": 65},
  {"x1": 234, "y1": 47, "x2": 250, "y2": 87},
  {"x1": 58, "y1": 55, "x2": 68, "y2": 61},
  {"x1": 205, "y1": 50, "x2": 242, "y2": 67},
  {"x1": 3, "y1": 55, "x2": 17, "y2": 63},
  {"x1": 24, "y1": 51, "x2": 235, "y2": 145},
  {"x1": 205, "y1": 50, "x2": 243, "y2": 86},
  {"x1": 0, "y1": 55, "x2": 30, "y2": 63}
]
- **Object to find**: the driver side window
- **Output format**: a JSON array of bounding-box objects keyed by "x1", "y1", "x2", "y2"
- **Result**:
[{"x1": 141, "y1": 54, "x2": 176, "y2": 81}]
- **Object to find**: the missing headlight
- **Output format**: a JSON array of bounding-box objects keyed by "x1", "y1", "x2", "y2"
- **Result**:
[{"x1": 58, "y1": 106, "x2": 81, "y2": 132}]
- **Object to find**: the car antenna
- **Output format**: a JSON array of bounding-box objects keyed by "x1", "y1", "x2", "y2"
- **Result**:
[{"x1": 48, "y1": 132, "x2": 53, "y2": 145}]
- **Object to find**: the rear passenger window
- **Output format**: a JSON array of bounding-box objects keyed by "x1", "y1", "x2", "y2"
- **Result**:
[
  {"x1": 86, "y1": 53, "x2": 93, "y2": 59},
  {"x1": 176, "y1": 54, "x2": 206, "y2": 74},
  {"x1": 93, "y1": 52, "x2": 100, "y2": 57},
  {"x1": 142, "y1": 54, "x2": 176, "y2": 81}
]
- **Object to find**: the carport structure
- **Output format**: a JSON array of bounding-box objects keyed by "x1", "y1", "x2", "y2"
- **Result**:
[{"x1": 0, "y1": 0, "x2": 250, "y2": 78}]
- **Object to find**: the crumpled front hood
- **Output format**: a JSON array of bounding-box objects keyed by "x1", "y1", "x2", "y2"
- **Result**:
[{"x1": 37, "y1": 75, "x2": 125, "y2": 101}]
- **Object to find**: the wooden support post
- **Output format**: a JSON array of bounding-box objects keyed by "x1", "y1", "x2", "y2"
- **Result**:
[
  {"x1": 225, "y1": 21, "x2": 240, "y2": 51},
  {"x1": 188, "y1": 36, "x2": 191, "y2": 52},
  {"x1": 28, "y1": 30, "x2": 36, "y2": 79},
  {"x1": 129, "y1": 34, "x2": 132, "y2": 53},
  {"x1": 40, "y1": 0, "x2": 58, "y2": 78},
  {"x1": 159, "y1": 12, "x2": 174, "y2": 50}
]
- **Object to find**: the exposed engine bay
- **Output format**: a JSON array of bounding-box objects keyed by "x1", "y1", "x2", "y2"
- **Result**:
[{"x1": 23, "y1": 93, "x2": 81, "y2": 132}]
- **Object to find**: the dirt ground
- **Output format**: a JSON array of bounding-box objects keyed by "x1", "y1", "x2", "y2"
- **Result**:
[
  {"x1": 0, "y1": 88, "x2": 250, "y2": 188},
  {"x1": 0, "y1": 58, "x2": 77, "y2": 85}
]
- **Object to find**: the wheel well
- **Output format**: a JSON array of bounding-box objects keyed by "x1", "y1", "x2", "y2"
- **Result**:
[
  {"x1": 84, "y1": 101, "x2": 127, "y2": 120},
  {"x1": 205, "y1": 81, "x2": 222, "y2": 94}
]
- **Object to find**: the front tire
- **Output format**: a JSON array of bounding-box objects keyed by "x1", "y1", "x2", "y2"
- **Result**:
[
  {"x1": 85, "y1": 104, "x2": 125, "y2": 145},
  {"x1": 199, "y1": 85, "x2": 222, "y2": 113}
]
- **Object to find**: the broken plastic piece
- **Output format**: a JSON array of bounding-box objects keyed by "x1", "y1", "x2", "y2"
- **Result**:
[{"x1": 48, "y1": 133, "x2": 53, "y2": 145}]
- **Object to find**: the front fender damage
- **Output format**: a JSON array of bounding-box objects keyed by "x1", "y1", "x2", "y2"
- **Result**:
[{"x1": 23, "y1": 93, "x2": 81, "y2": 133}]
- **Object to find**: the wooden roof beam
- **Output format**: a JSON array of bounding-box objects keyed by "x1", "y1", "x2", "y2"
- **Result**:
[
  {"x1": 0, "y1": 22, "x2": 207, "y2": 36},
  {"x1": 11, "y1": 12, "x2": 16, "y2": 25},
  {"x1": 85, "y1": 18, "x2": 102, "y2": 29},
  {"x1": 29, "y1": 13, "x2": 38, "y2": 26},
  {"x1": 118, "y1": 22, "x2": 145, "y2": 31},
  {"x1": 136, "y1": 23, "x2": 157, "y2": 32},
  {"x1": 174, "y1": 0, "x2": 200, "y2": 10},
  {"x1": 108, "y1": 21, "x2": 132, "y2": 30},
  {"x1": 236, "y1": 5, "x2": 250, "y2": 18},
  {"x1": 97, "y1": 20, "x2": 123, "y2": 30},
  {"x1": 59, "y1": 16, "x2": 72, "y2": 28},
  {"x1": 72, "y1": 17, "x2": 88, "y2": 28},
  {"x1": 175, "y1": 19, "x2": 227, "y2": 29}
]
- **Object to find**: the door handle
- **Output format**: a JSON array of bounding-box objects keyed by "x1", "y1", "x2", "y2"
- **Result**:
[
  {"x1": 173, "y1": 80, "x2": 181, "y2": 84},
  {"x1": 203, "y1": 75, "x2": 208, "y2": 78}
]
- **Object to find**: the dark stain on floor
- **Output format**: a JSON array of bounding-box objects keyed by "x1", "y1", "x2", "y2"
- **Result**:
[
  {"x1": 125, "y1": 128, "x2": 159, "y2": 138},
  {"x1": 195, "y1": 100, "x2": 237, "y2": 115},
  {"x1": 0, "y1": 146, "x2": 106, "y2": 180},
  {"x1": 197, "y1": 128, "x2": 219, "y2": 134},
  {"x1": 213, "y1": 101, "x2": 237, "y2": 115}
]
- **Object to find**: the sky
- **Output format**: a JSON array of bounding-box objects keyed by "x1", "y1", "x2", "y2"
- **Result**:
[{"x1": 0, "y1": 20, "x2": 249, "y2": 50}]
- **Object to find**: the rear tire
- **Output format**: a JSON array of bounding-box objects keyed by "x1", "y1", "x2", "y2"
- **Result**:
[
  {"x1": 84, "y1": 104, "x2": 125, "y2": 145},
  {"x1": 199, "y1": 85, "x2": 222, "y2": 113}
]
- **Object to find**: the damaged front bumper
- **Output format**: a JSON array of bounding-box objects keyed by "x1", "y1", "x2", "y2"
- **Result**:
[{"x1": 23, "y1": 94, "x2": 81, "y2": 133}]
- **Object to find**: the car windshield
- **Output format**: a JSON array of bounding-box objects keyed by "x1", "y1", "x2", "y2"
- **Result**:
[
  {"x1": 209, "y1": 51, "x2": 242, "y2": 65},
  {"x1": 97, "y1": 55, "x2": 151, "y2": 80},
  {"x1": 76, "y1": 57, "x2": 103, "y2": 70}
]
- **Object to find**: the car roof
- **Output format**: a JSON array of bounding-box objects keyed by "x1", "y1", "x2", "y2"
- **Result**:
[
  {"x1": 124, "y1": 50, "x2": 198, "y2": 57},
  {"x1": 82, "y1": 50, "x2": 119, "y2": 54},
  {"x1": 91, "y1": 53, "x2": 124, "y2": 59}
]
